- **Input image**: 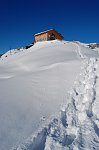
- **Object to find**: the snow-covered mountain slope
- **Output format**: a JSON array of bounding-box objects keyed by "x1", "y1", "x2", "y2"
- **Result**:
[{"x1": 0, "y1": 40, "x2": 99, "y2": 150}]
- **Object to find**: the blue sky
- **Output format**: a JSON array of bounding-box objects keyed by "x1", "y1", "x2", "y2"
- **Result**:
[{"x1": 0, "y1": 0, "x2": 99, "y2": 53}]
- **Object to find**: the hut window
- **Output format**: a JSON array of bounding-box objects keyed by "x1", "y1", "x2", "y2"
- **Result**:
[{"x1": 50, "y1": 33, "x2": 55, "y2": 40}]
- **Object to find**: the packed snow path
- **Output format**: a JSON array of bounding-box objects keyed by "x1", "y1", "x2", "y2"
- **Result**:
[{"x1": 11, "y1": 43, "x2": 99, "y2": 150}]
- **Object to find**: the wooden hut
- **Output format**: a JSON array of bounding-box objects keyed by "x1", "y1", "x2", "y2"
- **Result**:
[{"x1": 34, "y1": 29, "x2": 63, "y2": 42}]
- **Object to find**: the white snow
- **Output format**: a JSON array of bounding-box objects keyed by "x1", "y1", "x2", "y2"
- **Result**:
[
  {"x1": 34, "y1": 29, "x2": 54, "y2": 36},
  {"x1": 0, "y1": 40, "x2": 99, "y2": 150}
]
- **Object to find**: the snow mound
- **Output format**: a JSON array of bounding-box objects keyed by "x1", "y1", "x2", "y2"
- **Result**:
[
  {"x1": 0, "y1": 40, "x2": 99, "y2": 150},
  {"x1": 0, "y1": 40, "x2": 82, "y2": 150}
]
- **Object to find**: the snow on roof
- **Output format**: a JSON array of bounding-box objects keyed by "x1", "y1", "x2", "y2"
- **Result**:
[{"x1": 34, "y1": 29, "x2": 57, "y2": 36}]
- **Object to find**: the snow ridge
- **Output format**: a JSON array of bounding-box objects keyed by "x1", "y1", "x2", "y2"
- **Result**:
[{"x1": 11, "y1": 56, "x2": 99, "y2": 149}]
